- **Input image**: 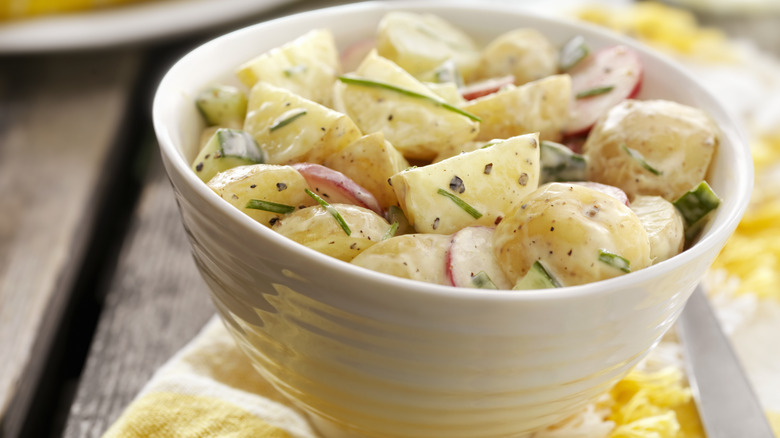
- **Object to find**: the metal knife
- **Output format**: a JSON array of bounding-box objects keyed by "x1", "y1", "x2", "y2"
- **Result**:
[{"x1": 676, "y1": 284, "x2": 776, "y2": 438}]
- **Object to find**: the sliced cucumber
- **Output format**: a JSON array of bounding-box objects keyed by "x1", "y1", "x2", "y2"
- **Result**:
[
  {"x1": 471, "y1": 271, "x2": 498, "y2": 289},
  {"x1": 385, "y1": 205, "x2": 415, "y2": 236},
  {"x1": 513, "y1": 261, "x2": 560, "y2": 290},
  {"x1": 195, "y1": 85, "x2": 248, "y2": 128},
  {"x1": 191, "y1": 129, "x2": 266, "y2": 183},
  {"x1": 540, "y1": 140, "x2": 587, "y2": 183},
  {"x1": 673, "y1": 181, "x2": 721, "y2": 226},
  {"x1": 673, "y1": 180, "x2": 721, "y2": 241}
]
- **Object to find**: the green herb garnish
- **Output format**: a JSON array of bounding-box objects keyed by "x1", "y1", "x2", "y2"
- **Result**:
[
  {"x1": 269, "y1": 109, "x2": 307, "y2": 132},
  {"x1": 471, "y1": 271, "x2": 498, "y2": 289},
  {"x1": 436, "y1": 188, "x2": 483, "y2": 219},
  {"x1": 305, "y1": 188, "x2": 351, "y2": 236},
  {"x1": 622, "y1": 144, "x2": 663, "y2": 176},
  {"x1": 598, "y1": 249, "x2": 631, "y2": 273},
  {"x1": 576, "y1": 85, "x2": 614, "y2": 99},
  {"x1": 245, "y1": 199, "x2": 296, "y2": 214},
  {"x1": 283, "y1": 64, "x2": 307, "y2": 77},
  {"x1": 382, "y1": 222, "x2": 399, "y2": 241},
  {"x1": 559, "y1": 35, "x2": 590, "y2": 71},
  {"x1": 338, "y1": 75, "x2": 481, "y2": 122}
]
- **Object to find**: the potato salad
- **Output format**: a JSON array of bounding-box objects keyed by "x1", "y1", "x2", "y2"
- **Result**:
[{"x1": 190, "y1": 12, "x2": 722, "y2": 290}]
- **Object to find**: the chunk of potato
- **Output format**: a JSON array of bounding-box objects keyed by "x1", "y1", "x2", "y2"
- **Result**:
[
  {"x1": 272, "y1": 204, "x2": 391, "y2": 262},
  {"x1": 389, "y1": 133, "x2": 540, "y2": 235},
  {"x1": 350, "y1": 234, "x2": 452, "y2": 285},
  {"x1": 323, "y1": 132, "x2": 409, "y2": 211},
  {"x1": 236, "y1": 28, "x2": 340, "y2": 107},
  {"x1": 583, "y1": 99, "x2": 718, "y2": 201},
  {"x1": 376, "y1": 11, "x2": 480, "y2": 79},
  {"x1": 338, "y1": 51, "x2": 479, "y2": 160},
  {"x1": 470, "y1": 28, "x2": 559, "y2": 85},
  {"x1": 462, "y1": 74, "x2": 571, "y2": 142},
  {"x1": 630, "y1": 195, "x2": 685, "y2": 264},
  {"x1": 207, "y1": 164, "x2": 316, "y2": 227},
  {"x1": 494, "y1": 183, "x2": 651, "y2": 287},
  {"x1": 244, "y1": 82, "x2": 362, "y2": 165}
]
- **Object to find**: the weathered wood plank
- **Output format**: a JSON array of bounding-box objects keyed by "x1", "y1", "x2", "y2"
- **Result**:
[
  {"x1": 0, "y1": 51, "x2": 143, "y2": 438},
  {"x1": 62, "y1": 154, "x2": 215, "y2": 438}
]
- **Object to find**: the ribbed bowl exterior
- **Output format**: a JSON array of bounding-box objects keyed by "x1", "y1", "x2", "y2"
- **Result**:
[{"x1": 154, "y1": 2, "x2": 752, "y2": 437}]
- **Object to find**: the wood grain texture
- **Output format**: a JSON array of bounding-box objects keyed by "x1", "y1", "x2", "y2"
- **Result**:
[
  {"x1": 62, "y1": 156, "x2": 215, "y2": 438},
  {"x1": 0, "y1": 51, "x2": 142, "y2": 438}
]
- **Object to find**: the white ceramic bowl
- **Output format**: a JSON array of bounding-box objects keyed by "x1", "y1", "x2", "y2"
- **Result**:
[{"x1": 153, "y1": 2, "x2": 753, "y2": 437}]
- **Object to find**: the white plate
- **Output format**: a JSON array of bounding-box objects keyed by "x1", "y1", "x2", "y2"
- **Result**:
[{"x1": 0, "y1": 0, "x2": 297, "y2": 53}]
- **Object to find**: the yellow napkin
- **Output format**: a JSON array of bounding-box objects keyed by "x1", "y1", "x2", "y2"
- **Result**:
[{"x1": 103, "y1": 316, "x2": 318, "y2": 438}]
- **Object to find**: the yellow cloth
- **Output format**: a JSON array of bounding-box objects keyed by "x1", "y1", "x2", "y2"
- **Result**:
[
  {"x1": 0, "y1": 0, "x2": 153, "y2": 21},
  {"x1": 103, "y1": 317, "x2": 318, "y2": 438}
]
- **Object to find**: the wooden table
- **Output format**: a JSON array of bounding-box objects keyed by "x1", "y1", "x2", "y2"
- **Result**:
[
  {"x1": 0, "y1": 2, "x2": 353, "y2": 437},
  {"x1": 1, "y1": 2, "x2": 777, "y2": 438}
]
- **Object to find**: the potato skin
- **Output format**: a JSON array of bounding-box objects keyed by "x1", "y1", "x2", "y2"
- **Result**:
[
  {"x1": 272, "y1": 204, "x2": 390, "y2": 262},
  {"x1": 462, "y1": 75, "x2": 571, "y2": 143},
  {"x1": 350, "y1": 234, "x2": 452, "y2": 285},
  {"x1": 471, "y1": 28, "x2": 559, "y2": 85},
  {"x1": 493, "y1": 183, "x2": 651, "y2": 287},
  {"x1": 583, "y1": 99, "x2": 718, "y2": 201},
  {"x1": 630, "y1": 195, "x2": 684, "y2": 264},
  {"x1": 207, "y1": 164, "x2": 316, "y2": 227},
  {"x1": 323, "y1": 132, "x2": 409, "y2": 211}
]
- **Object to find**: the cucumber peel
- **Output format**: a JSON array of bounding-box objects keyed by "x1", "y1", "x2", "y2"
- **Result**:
[
  {"x1": 540, "y1": 140, "x2": 587, "y2": 183},
  {"x1": 513, "y1": 261, "x2": 561, "y2": 290}
]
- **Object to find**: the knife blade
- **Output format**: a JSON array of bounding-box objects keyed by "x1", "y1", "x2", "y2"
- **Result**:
[{"x1": 676, "y1": 284, "x2": 776, "y2": 438}]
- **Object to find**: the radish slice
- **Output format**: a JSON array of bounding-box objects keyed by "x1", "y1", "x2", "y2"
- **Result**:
[
  {"x1": 446, "y1": 226, "x2": 512, "y2": 289},
  {"x1": 340, "y1": 38, "x2": 375, "y2": 73},
  {"x1": 564, "y1": 45, "x2": 643, "y2": 136},
  {"x1": 291, "y1": 163, "x2": 383, "y2": 215},
  {"x1": 460, "y1": 75, "x2": 515, "y2": 100},
  {"x1": 571, "y1": 181, "x2": 630, "y2": 206}
]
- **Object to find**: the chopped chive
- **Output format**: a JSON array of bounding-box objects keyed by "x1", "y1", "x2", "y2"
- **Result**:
[
  {"x1": 382, "y1": 221, "x2": 399, "y2": 241},
  {"x1": 283, "y1": 64, "x2": 307, "y2": 77},
  {"x1": 622, "y1": 144, "x2": 663, "y2": 175},
  {"x1": 245, "y1": 199, "x2": 296, "y2": 214},
  {"x1": 471, "y1": 271, "x2": 498, "y2": 289},
  {"x1": 305, "y1": 188, "x2": 351, "y2": 236},
  {"x1": 560, "y1": 35, "x2": 590, "y2": 71},
  {"x1": 673, "y1": 181, "x2": 721, "y2": 227},
  {"x1": 436, "y1": 188, "x2": 483, "y2": 219},
  {"x1": 270, "y1": 109, "x2": 307, "y2": 132},
  {"x1": 598, "y1": 249, "x2": 631, "y2": 273},
  {"x1": 338, "y1": 75, "x2": 481, "y2": 122},
  {"x1": 575, "y1": 85, "x2": 614, "y2": 99}
]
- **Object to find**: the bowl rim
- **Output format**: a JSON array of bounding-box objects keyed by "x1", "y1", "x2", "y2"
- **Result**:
[{"x1": 153, "y1": 0, "x2": 754, "y2": 303}]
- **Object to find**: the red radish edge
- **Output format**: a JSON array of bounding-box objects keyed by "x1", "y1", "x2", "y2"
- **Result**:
[
  {"x1": 460, "y1": 75, "x2": 515, "y2": 101},
  {"x1": 291, "y1": 163, "x2": 384, "y2": 215},
  {"x1": 564, "y1": 45, "x2": 643, "y2": 136}
]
